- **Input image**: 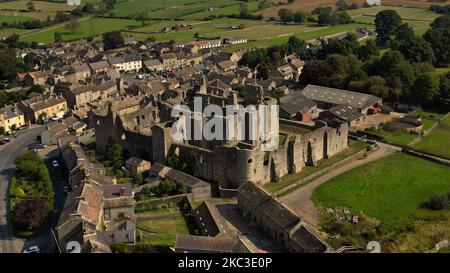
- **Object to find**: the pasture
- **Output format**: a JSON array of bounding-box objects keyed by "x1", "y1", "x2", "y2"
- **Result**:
[
  {"x1": 0, "y1": 0, "x2": 75, "y2": 21},
  {"x1": 312, "y1": 154, "x2": 450, "y2": 222},
  {"x1": 413, "y1": 114, "x2": 450, "y2": 159}
]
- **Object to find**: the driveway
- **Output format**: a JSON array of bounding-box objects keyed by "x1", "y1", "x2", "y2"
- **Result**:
[{"x1": 280, "y1": 143, "x2": 399, "y2": 226}]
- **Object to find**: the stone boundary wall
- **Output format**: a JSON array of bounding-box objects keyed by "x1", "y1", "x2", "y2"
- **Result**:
[
  {"x1": 402, "y1": 148, "x2": 450, "y2": 167},
  {"x1": 218, "y1": 187, "x2": 238, "y2": 198},
  {"x1": 408, "y1": 112, "x2": 450, "y2": 147},
  {"x1": 135, "y1": 193, "x2": 190, "y2": 209},
  {"x1": 273, "y1": 147, "x2": 374, "y2": 196}
]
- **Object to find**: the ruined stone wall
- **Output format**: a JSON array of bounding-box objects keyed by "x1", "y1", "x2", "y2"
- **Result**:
[
  {"x1": 325, "y1": 123, "x2": 348, "y2": 157},
  {"x1": 269, "y1": 142, "x2": 289, "y2": 182}
]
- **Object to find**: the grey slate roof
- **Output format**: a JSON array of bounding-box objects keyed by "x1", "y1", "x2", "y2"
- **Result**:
[
  {"x1": 279, "y1": 92, "x2": 316, "y2": 116},
  {"x1": 328, "y1": 104, "x2": 365, "y2": 122},
  {"x1": 300, "y1": 84, "x2": 381, "y2": 110}
]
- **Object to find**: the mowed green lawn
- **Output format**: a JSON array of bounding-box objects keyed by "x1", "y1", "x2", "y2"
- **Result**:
[
  {"x1": 414, "y1": 114, "x2": 450, "y2": 159},
  {"x1": 21, "y1": 17, "x2": 141, "y2": 43},
  {"x1": 312, "y1": 154, "x2": 450, "y2": 222},
  {"x1": 137, "y1": 208, "x2": 190, "y2": 246}
]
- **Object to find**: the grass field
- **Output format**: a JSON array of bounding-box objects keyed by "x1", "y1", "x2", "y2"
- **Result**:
[
  {"x1": 0, "y1": 0, "x2": 75, "y2": 21},
  {"x1": 312, "y1": 154, "x2": 450, "y2": 222},
  {"x1": 414, "y1": 114, "x2": 450, "y2": 159},
  {"x1": 21, "y1": 17, "x2": 141, "y2": 43},
  {"x1": 136, "y1": 207, "x2": 190, "y2": 247}
]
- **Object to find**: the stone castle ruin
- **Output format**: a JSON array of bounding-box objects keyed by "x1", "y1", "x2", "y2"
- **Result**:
[{"x1": 90, "y1": 77, "x2": 348, "y2": 191}]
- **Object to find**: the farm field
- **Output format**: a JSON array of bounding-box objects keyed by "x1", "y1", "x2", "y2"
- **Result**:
[
  {"x1": 2, "y1": 1, "x2": 440, "y2": 47},
  {"x1": 181, "y1": 1, "x2": 263, "y2": 20},
  {"x1": 261, "y1": 0, "x2": 447, "y2": 18},
  {"x1": 312, "y1": 154, "x2": 450, "y2": 223},
  {"x1": 0, "y1": 0, "x2": 75, "y2": 20},
  {"x1": 413, "y1": 114, "x2": 450, "y2": 159},
  {"x1": 21, "y1": 17, "x2": 141, "y2": 43},
  {"x1": 112, "y1": 0, "x2": 241, "y2": 19}
]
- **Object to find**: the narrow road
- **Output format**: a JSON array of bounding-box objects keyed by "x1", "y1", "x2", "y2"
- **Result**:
[
  {"x1": 0, "y1": 126, "x2": 44, "y2": 253},
  {"x1": 280, "y1": 143, "x2": 400, "y2": 226}
]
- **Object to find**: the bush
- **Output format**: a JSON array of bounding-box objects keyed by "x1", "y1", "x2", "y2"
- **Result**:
[
  {"x1": 428, "y1": 194, "x2": 449, "y2": 210},
  {"x1": 12, "y1": 198, "x2": 48, "y2": 230}
]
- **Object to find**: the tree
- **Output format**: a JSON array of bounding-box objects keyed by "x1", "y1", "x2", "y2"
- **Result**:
[
  {"x1": 428, "y1": 194, "x2": 449, "y2": 210},
  {"x1": 159, "y1": 178, "x2": 177, "y2": 195},
  {"x1": 317, "y1": 36, "x2": 358, "y2": 59},
  {"x1": 430, "y1": 14, "x2": 450, "y2": 29},
  {"x1": 317, "y1": 8, "x2": 333, "y2": 26},
  {"x1": 103, "y1": 0, "x2": 117, "y2": 10},
  {"x1": 336, "y1": 0, "x2": 349, "y2": 11},
  {"x1": 135, "y1": 13, "x2": 150, "y2": 27},
  {"x1": 375, "y1": 10, "x2": 402, "y2": 46},
  {"x1": 133, "y1": 173, "x2": 144, "y2": 185},
  {"x1": 293, "y1": 11, "x2": 308, "y2": 24},
  {"x1": 414, "y1": 73, "x2": 440, "y2": 105},
  {"x1": 54, "y1": 32, "x2": 63, "y2": 43},
  {"x1": 439, "y1": 73, "x2": 450, "y2": 111},
  {"x1": 278, "y1": 9, "x2": 294, "y2": 23},
  {"x1": 357, "y1": 39, "x2": 379, "y2": 61},
  {"x1": 26, "y1": 1, "x2": 36, "y2": 12},
  {"x1": 0, "y1": 43, "x2": 21, "y2": 82},
  {"x1": 12, "y1": 199, "x2": 48, "y2": 229},
  {"x1": 29, "y1": 84, "x2": 44, "y2": 94},
  {"x1": 105, "y1": 136, "x2": 122, "y2": 166},
  {"x1": 395, "y1": 23, "x2": 414, "y2": 41},
  {"x1": 64, "y1": 19, "x2": 80, "y2": 34},
  {"x1": 395, "y1": 36, "x2": 435, "y2": 64},
  {"x1": 424, "y1": 19, "x2": 450, "y2": 66},
  {"x1": 103, "y1": 31, "x2": 124, "y2": 50}
]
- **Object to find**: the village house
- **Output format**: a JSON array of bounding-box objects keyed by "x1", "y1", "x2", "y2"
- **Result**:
[
  {"x1": 0, "y1": 104, "x2": 25, "y2": 133},
  {"x1": 144, "y1": 59, "x2": 164, "y2": 72},
  {"x1": 89, "y1": 61, "x2": 111, "y2": 74},
  {"x1": 223, "y1": 36, "x2": 247, "y2": 45},
  {"x1": 108, "y1": 54, "x2": 142, "y2": 72},
  {"x1": 18, "y1": 95, "x2": 68, "y2": 124},
  {"x1": 125, "y1": 157, "x2": 151, "y2": 177},
  {"x1": 40, "y1": 116, "x2": 87, "y2": 145},
  {"x1": 148, "y1": 163, "x2": 212, "y2": 201},
  {"x1": 101, "y1": 184, "x2": 135, "y2": 229},
  {"x1": 24, "y1": 71, "x2": 49, "y2": 86}
]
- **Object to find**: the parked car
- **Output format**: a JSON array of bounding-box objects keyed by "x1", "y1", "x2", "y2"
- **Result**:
[
  {"x1": 63, "y1": 186, "x2": 70, "y2": 193},
  {"x1": 52, "y1": 160, "x2": 59, "y2": 168},
  {"x1": 28, "y1": 146, "x2": 39, "y2": 152},
  {"x1": 23, "y1": 246, "x2": 40, "y2": 253},
  {"x1": 37, "y1": 144, "x2": 47, "y2": 149}
]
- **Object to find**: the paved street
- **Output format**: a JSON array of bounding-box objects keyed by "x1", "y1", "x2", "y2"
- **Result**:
[{"x1": 0, "y1": 126, "x2": 46, "y2": 253}]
